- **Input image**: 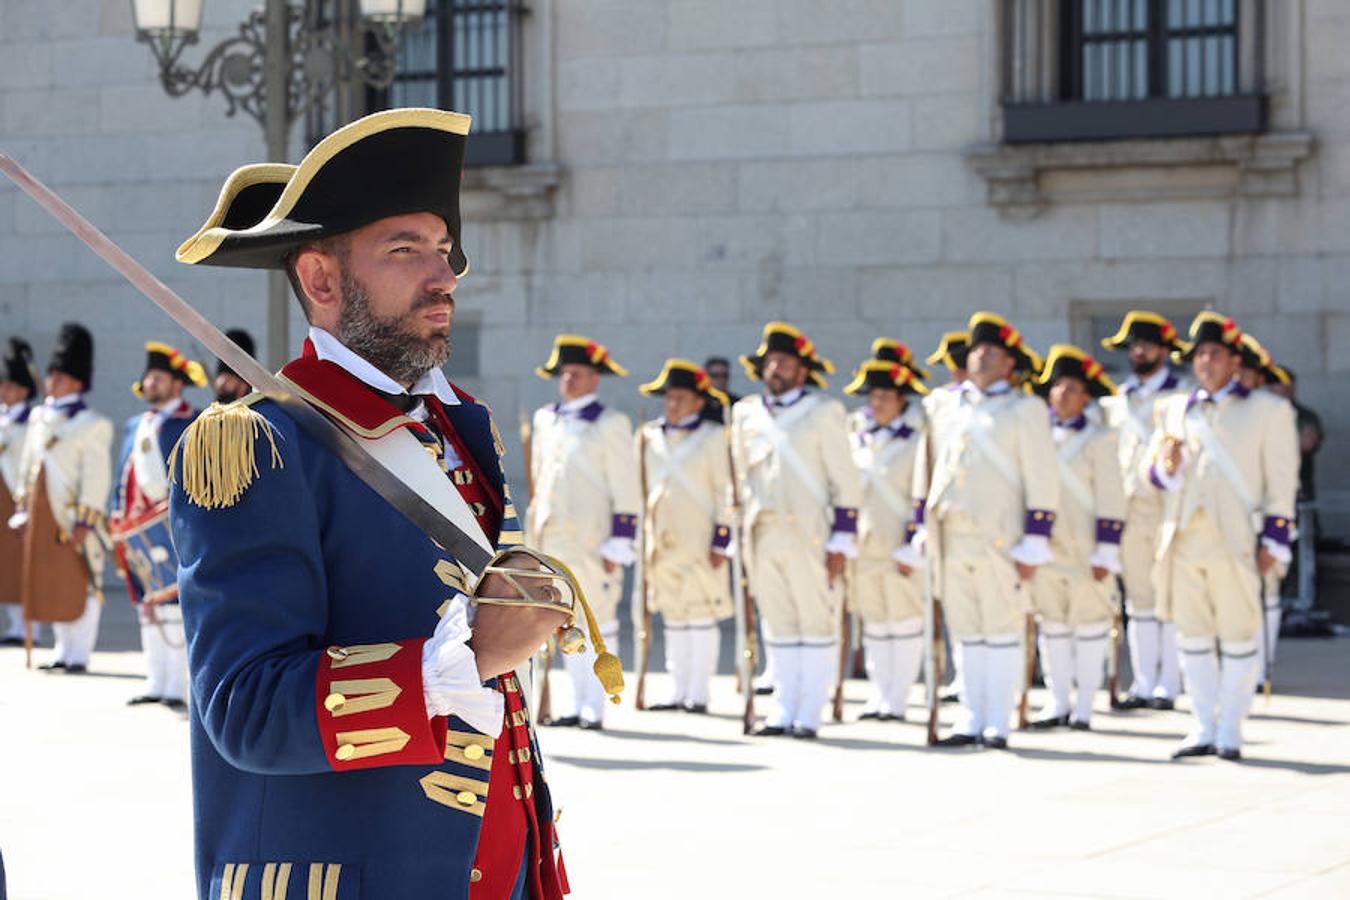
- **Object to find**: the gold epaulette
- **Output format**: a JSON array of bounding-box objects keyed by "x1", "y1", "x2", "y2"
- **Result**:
[{"x1": 168, "y1": 394, "x2": 282, "y2": 509}]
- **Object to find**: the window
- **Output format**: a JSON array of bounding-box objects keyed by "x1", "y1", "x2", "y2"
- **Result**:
[
  {"x1": 1002, "y1": 0, "x2": 1266, "y2": 143},
  {"x1": 372, "y1": 0, "x2": 529, "y2": 167}
]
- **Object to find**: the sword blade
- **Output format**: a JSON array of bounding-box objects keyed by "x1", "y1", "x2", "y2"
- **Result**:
[{"x1": 0, "y1": 153, "x2": 492, "y2": 574}]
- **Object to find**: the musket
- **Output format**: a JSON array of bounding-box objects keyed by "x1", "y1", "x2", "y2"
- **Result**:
[
  {"x1": 1017, "y1": 612, "x2": 1037, "y2": 730},
  {"x1": 1108, "y1": 575, "x2": 1126, "y2": 709},
  {"x1": 831, "y1": 566, "x2": 850, "y2": 722},
  {"x1": 919, "y1": 431, "x2": 944, "y2": 745},
  {"x1": 1258, "y1": 539, "x2": 1274, "y2": 703},
  {"x1": 723, "y1": 404, "x2": 756, "y2": 734},
  {"x1": 519, "y1": 414, "x2": 555, "y2": 722},
  {"x1": 633, "y1": 411, "x2": 653, "y2": 710}
]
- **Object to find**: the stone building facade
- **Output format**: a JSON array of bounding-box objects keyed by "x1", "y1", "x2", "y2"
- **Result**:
[{"x1": 1, "y1": 0, "x2": 1346, "y2": 533}]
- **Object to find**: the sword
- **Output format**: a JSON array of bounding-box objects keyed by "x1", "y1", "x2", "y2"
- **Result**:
[{"x1": 0, "y1": 153, "x2": 494, "y2": 575}]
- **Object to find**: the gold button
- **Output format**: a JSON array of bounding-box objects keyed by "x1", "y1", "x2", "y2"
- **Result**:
[
  {"x1": 324, "y1": 692, "x2": 346, "y2": 712},
  {"x1": 470, "y1": 869, "x2": 483, "y2": 883},
  {"x1": 326, "y1": 646, "x2": 349, "y2": 661},
  {"x1": 513, "y1": 785, "x2": 523, "y2": 800},
  {"x1": 456, "y1": 790, "x2": 477, "y2": 806},
  {"x1": 335, "y1": 744, "x2": 355, "y2": 761},
  {"x1": 464, "y1": 744, "x2": 485, "y2": 761}
]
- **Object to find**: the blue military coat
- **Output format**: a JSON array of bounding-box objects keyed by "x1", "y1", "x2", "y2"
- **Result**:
[{"x1": 170, "y1": 350, "x2": 562, "y2": 900}]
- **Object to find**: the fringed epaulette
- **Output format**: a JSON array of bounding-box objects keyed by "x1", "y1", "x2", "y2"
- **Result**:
[{"x1": 168, "y1": 394, "x2": 283, "y2": 509}]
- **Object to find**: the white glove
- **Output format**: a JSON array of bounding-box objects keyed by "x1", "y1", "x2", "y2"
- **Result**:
[
  {"x1": 598, "y1": 536, "x2": 636, "y2": 566},
  {"x1": 892, "y1": 543, "x2": 925, "y2": 570},
  {"x1": 910, "y1": 525, "x2": 928, "y2": 555},
  {"x1": 1261, "y1": 537, "x2": 1292, "y2": 565},
  {"x1": 712, "y1": 539, "x2": 736, "y2": 558},
  {"x1": 1149, "y1": 461, "x2": 1184, "y2": 492},
  {"x1": 421, "y1": 596, "x2": 505, "y2": 735},
  {"x1": 1088, "y1": 543, "x2": 1122, "y2": 574},
  {"x1": 7, "y1": 511, "x2": 27, "y2": 530},
  {"x1": 824, "y1": 531, "x2": 858, "y2": 559},
  {"x1": 1010, "y1": 534, "x2": 1053, "y2": 567}
]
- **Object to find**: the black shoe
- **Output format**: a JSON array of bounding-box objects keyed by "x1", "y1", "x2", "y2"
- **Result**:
[
  {"x1": 64, "y1": 663, "x2": 88, "y2": 675},
  {"x1": 645, "y1": 702, "x2": 681, "y2": 712},
  {"x1": 753, "y1": 725, "x2": 789, "y2": 737},
  {"x1": 38, "y1": 661, "x2": 66, "y2": 671},
  {"x1": 980, "y1": 735, "x2": 1009, "y2": 750},
  {"x1": 1217, "y1": 747, "x2": 1242, "y2": 761},
  {"x1": 161, "y1": 698, "x2": 187, "y2": 711},
  {"x1": 790, "y1": 726, "x2": 818, "y2": 740},
  {"x1": 885, "y1": 713, "x2": 907, "y2": 724},
  {"x1": 933, "y1": 733, "x2": 980, "y2": 748},
  {"x1": 0, "y1": 636, "x2": 24, "y2": 647},
  {"x1": 1148, "y1": 697, "x2": 1176, "y2": 711},
  {"x1": 939, "y1": 691, "x2": 960, "y2": 705},
  {"x1": 1115, "y1": 695, "x2": 1150, "y2": 710},
  {"x1": 577, "y1": 719, "x2": 604, "y2": 731},
  {"x1": 1171, "y1": 742, "x2": 1216, "y2": 759},
  {"x1": 1069, "y1": 720, "x2": 1091, "y2": 732},
  {"x1": 859, "y1": 710, "x2": 886, "y2": 721},
  {"x1": 544, "y1": 715, "x2": 580, "y2": 727},
  {"x1": 754, "y1": 685, "x2": 774, "y2": 696},
  {"x1": 1028, "y1": 714, "x2": 1069, "y2": 731},
  {"x1": 682, "y1": 703, "x2": 708, "y2": 715},
  {"x1": 127, "y1": 695, "x2": 162, "y2": 706}
]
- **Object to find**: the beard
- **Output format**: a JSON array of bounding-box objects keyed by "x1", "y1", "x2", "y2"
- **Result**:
[
  {"x1": 1130, "y1": 356, "x2": 1162, "y2": 376},
  {"x1": 336, "y1": 270, "x2": 452, "y2": 386}
]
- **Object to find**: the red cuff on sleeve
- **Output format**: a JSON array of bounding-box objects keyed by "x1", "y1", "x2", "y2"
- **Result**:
[{"x1": 315, "y1": 638, "x2": 448, "y2": 772}]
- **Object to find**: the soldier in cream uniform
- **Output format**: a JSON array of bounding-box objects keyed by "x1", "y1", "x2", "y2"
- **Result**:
[
  {"x1": 844, "y1": 352, "x2": 928, "y2": 721},
  {"x1": 1099, "y1": 311, "x2": 1189, "y2": 711},
  {"x1": 1148, "y1": 312, "x2": 1298, "y2": 760},
  {"x1": 909, "y1": 312, "x2": 1058, "y2": 750},
  {"x1": 1027, "y1": 346, "x2": 1126, "y2": 731},
  {"x1": 636, "y1": 360, "x2": 734, "y2": 713},
  {"x1": 731, "y1": 322, "x2": 862, "y2": 739},
  {"x1": 1, "y1": 338, "x2": 39, "y2": 645},
  {"x1": 11, "y1": 324, "x2": 113, "y2": 673},
  {"x1": 529, "y1": 334, "x2": 642, "y2": 729}
]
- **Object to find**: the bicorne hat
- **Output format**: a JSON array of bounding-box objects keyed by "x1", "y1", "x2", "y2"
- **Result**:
[
  {"x1": 132, "y1": 341, "x2": 207, "y2": 397},
  {"x1": 739, "y1": 321, "x2": 834, "y2": 389},
  {"x1": 1032, "y1": 344, "x2": 1117, "y2": 399},
  {"x1": 1175, "y1": 311, "x2": 1243, "y2": 361},
  {"x1": 843, "y1": 360, "x2": 929, "y2": 396},
  {"x1": 535, "y1": 335, "x2": 629, "y2": 378},
  {"x1": 968, "y1": 312, "x2": 1042, "y2": 373},
  {"x1": 1101, "y1": 311, "x2": 1183, "y2": 353},
  {"x1": 926, "y1": 331, "x2": 970, "y2": 373},
  {"x1": 639, "y1": 359, "x2": 730, "y2": 407}
]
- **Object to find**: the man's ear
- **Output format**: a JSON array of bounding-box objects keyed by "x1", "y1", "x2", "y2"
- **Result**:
[{"x1": 294, "y1": 247, "x2": 343, "y2": 318}]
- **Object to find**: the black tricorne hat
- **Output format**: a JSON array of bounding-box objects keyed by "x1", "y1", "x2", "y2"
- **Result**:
[
  {"x1": 176, "y1": 109, "x2": 471, "y2": 276},
  {"x1": 535, "y1": 335, "x2": 629, "y2": 378},
  {"x1": 217, "y1": 329, "x2": 256, "y2": 379},
  {"x1": 2, "y1": 337, "x2": 38, "y2": 394},
  {"x1": 639, "y1": 359, "x2": 730, "y2": 407},
  {"x1": 1032, "y1": 344, "x2": 1116, "y2": 399},
  {"x1": 926, "y1": 331, "x2": 970, "y2": 373},
  {"x1": 739, "y1": 321, "x2": 834, "y2": 389},
  {"x1": 1175, "y1": 311, "x2": 1242, "y2": 362},
  {"x1": 967, "y1": 312, "x2": 1041, "y2": 373},
  {"x1": 843, "y1": 360, "x2": 929, "y2": 396},
  {"x1": 48, "y1": 322, "x2": 94, "y2": 388},
  {"x1": 1100, "y1": 310, "x2": 1183, "y2": 353},
  {"x1": 871, "y1": 338, "x2": 929, "y2": 381}
]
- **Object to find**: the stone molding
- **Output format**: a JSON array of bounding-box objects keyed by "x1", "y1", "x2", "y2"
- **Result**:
[
  {"x1": 966, "y1": 131, "x2": 1316, "y2": 220},
  {"x1": 460, "y1": 163, "x2": 564, "y2": 222}
]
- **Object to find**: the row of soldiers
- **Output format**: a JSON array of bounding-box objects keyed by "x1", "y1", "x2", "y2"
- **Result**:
[
  {"x1": 0, "y1": 324, "x2": 254, "y2": 707},
  {"x1": 525, "y1": 310, "x2": 1299, "y2": 759}
]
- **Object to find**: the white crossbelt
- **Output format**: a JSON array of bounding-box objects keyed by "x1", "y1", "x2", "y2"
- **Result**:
[
  {"x1": 648, "y1": 426, "x2": 716, "y2": 519},
  {"x1": 959, "y1": 397, "x2": 1020, "y2": 492},
  {"x1": 756, "y1": 397, "x2": 829, "y2": 507},
  {"x1": 861, "y1": 433, "x2": 914, "y2": 521},
  {"x1": 1055, "y1": 428, "x2": 1096, "y2": 512},
  {"x1": 1186, "y1": 404, "x2": 1259, "y2": 526}
]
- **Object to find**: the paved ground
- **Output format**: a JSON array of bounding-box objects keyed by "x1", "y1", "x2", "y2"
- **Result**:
[{"x1": 3, "y1": 593, "x2": 1349, "y2": 899}]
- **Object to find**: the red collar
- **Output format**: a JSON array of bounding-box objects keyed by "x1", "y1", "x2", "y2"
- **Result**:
[{"x1": 279, "y1": 339, "x2": 415, "y2": 440}]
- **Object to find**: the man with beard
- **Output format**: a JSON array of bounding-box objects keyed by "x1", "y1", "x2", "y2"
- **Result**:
[
  {"x1": 111, "y1": 342, "x2": 205, "y2": 709},
  {"x1": 11, "y1": 323, "x2": 113, "y2": 673},
  {"x1": 908, "y1": 312, "x2": 1057, "y2": 750},
  {"x1": 731, "y1": 322, "x2": 861, "y2": 739},
  {"x1": 528, "y1": 334, "x2": 641, "y2": 730},
  {"x1": 0, "y1": 338, "x2": 39, "y2": 646},
  {"x1": 169, "y1": 109, "x2": 579, "y2": 900},
  {"x1": 1026, "y1": 346, "x2": 1125, "y2": 732},
  {"x1": 1147, "y1": 313, "x2": 1297, "y2": 760},
  {"x1": 213, "y1": 329, "x2": 255, "y2": 403},
  {"x1": 636, "y1": 359, "x2": 734, "y2": 713},
  {"x1": 1099, "y1": 312, "x2": 1189, "y2": 711}
]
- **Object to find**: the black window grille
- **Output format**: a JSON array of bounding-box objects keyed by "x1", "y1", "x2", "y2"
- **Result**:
[
  {"x1": 371, "y1": 0, "x2": 528, "y2": 167},
  {"x1": 1002, "y1": 0, "x2": 1266, "y2": 143}
]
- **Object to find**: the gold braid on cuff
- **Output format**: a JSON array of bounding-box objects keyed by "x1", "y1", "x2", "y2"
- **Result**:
[{"x1": 470, "y1": 547, "x2": 625, "y2": 704}]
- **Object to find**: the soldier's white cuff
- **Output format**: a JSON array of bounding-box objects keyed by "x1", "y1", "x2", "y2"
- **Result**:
[
  {"x1": 1088, "y1": 543, "x2": 1122, "y2": 574},
  {"x1": 1149, "y1": 461, "x2": 1185, "y2": 492},
  {"x1": 712, "y1": 539, "x2": 736, "y2": 558},
  {"x1": 598, "y1": 536, "x2": 636, "y2": 566},
  {"x1": 422, "y1": 596, "x2": 506, "y2": 734},
  {"x1": 909, "y1": 525, "x2": 928, "y2": 554},
  {"x1": 1010, "y1": 534, "x2": 1053, "y2": 567},
  {"x1": 1261, "y1": 537, "x2": 1292, "y2": 565},
  {"x1": 825, "y1": 531, "x2": 858, "y2": 558},
  {"x1": 6, "y1": 510, "x2": 27, "y2": 530},
  {"x1": 892, "y1": 543, "x2": 924, "y2": 569}
]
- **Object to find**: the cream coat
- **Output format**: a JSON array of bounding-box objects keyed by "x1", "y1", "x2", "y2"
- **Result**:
[
  {"x1": 637, "y1": 419, "x2": 733, "y2": 623},
  {"x1": 1149, "y1": 388, "x2": 1299, "y2": 620},
  {"x1": 0, "y1": 404, "x2": 30, "y2": 500}
]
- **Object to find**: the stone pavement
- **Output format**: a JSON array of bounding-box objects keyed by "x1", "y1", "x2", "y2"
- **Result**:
[{"x1": 2, "y1": 594, "x2": 1349, "y2": 899}]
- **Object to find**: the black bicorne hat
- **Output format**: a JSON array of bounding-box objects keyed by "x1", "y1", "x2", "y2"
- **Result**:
[
  {"x1": 1100, "y1": 311, "x2": 1183, "y2": 352},
  {"x1": 967, "y1": 312, "x2": 1042, "y2": 373},
  {"x1": 843, "y1": 360, "x2": 929, "y2": 396},
  {"x1": 535, "y1": 335, "x2": 629, "y2": 378},
  {"x1": 926, "y1": 331, "x2": 970, "y2": 372},
  {"x1": 3, "y1": 338, "x2": 38, "y2": 394},
  {"x1": 48, "y1": 322, "x2": 94, "y2": 388},
  {"x1": 739, "y1": 321, "x2": 834, "y2": 389},
  {"x1": 639, "y1": 359, "x2": 730, "y2": 406},
  {"x1": 871, "y1": 338, "x2": 929, "y2": 381},
  {"x1": 1032, "y1": 344, "x2": 1116, "y2": 399},
  {"x1": 1175, "y1": 311, "x2": 1243, "y2": 362},
  {"x1": 133, "y1": 342, "x2": 207, "y2": 397},
  {"x1": 217, "y1": 329, "x2": 257, "y2": 379},
  {"x1": 176, "y1": 109, "x2": 471, "y2": 276}
]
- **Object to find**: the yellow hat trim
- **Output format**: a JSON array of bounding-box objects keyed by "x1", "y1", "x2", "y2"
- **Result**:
[
  {"x1": 535, "y1": 334, "x2": 629, "y2": 379},
  {"x1": 173, "y1": 163, "x2": 296, "y2": 263},
  {"x1": 843, "y1": 360, "x2": 930, "y2": 396},
  {"x1": 638, "y1": 359, "x2": 730, "y2": 407},
  {"x1": 1035, "y1": 343, "x2": 1117, "y2": 394},
  {"x1": 1100, "y1": 310, "x2": 1178, "y2": 350},
  {"x1": 177, "y1": 108, "x2": 472, "y2": 266},
  {"x1": 925, "y1": 330, "x2": 970, "y2": 368}
]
